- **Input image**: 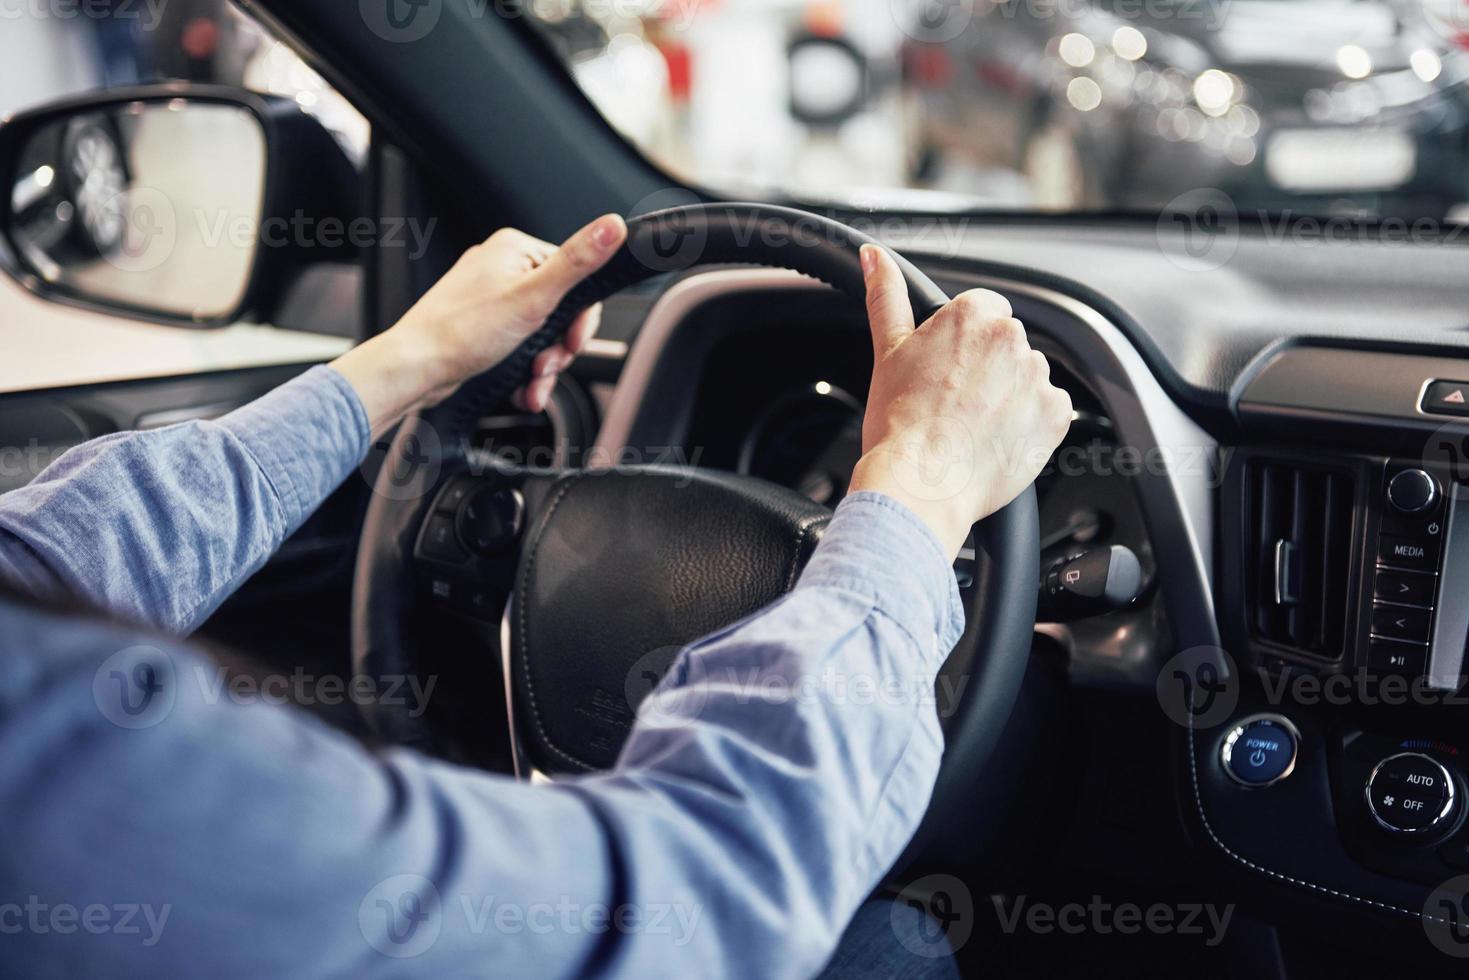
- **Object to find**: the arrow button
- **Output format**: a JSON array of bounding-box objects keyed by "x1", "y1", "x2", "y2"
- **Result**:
[
  {"x1": 1373, "y1": 570, "x2": 1435, "y2": 607},
  {"x1": 1371, "y1": 602, "x2": 1432, "y2": 643}
]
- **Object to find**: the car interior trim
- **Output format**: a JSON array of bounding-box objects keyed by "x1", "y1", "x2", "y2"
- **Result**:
[{"x1": 1428, "y1": 492, "x2": 1469, "y2": 691}]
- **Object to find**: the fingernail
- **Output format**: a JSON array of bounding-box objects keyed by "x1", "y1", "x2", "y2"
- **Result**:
[
  {"x1": 591, "y1": 215, "x2": 620, "y2": 250},
  {"x1": 860, "y1": 244, "x2": 876, "y2": 276}
]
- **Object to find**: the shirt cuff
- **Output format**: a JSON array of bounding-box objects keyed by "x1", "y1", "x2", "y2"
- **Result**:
[
  {"x1": 796, "y1": 491, "x2": 966, "y2": 662},
  {"x1": 214, "y1": 365, "x2": 371, "y2": 533}
]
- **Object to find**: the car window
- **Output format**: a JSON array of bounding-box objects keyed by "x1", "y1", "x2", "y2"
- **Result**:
[
  {"x1": 0, "y1": 3, "x2": 367, "y2": 394},
  {"x1": 523, "y1": 0, "x2": 1469, "y2": 221}
]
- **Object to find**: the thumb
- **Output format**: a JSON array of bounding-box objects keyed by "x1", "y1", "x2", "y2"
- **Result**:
[
  {"x1": 861, "y1": 244, "x2": 915, "y2": 356},
  {"x1": 526, "y1": 213, "x2": 628, "y2": 312}
]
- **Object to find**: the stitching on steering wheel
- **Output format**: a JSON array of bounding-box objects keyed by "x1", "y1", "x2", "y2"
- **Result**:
[{"x1": 515, "y1": 471, "x2": 597, "y2": 772}]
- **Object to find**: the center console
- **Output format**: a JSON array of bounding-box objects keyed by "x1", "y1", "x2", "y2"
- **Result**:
[{"x1": 1197, "y1": 349, "x2": 1469, "y2": 944}]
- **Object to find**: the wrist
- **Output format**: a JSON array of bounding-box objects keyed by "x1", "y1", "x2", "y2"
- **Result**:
[
  {"x1": 330, "y1": 329, "x2": 446, "y2": 433},
  {"x1": 849, "y1": 454, "x2": 972, "y2": 560}
]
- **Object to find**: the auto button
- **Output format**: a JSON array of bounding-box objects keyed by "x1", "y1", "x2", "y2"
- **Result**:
[{"x1": 1365, "y1": 752, "x2": 1457, "y2": 837}]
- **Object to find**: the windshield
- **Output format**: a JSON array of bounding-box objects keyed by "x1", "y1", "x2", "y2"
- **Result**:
[{"x1": 525, "y1": 0, "x2": 1469, "y2": 220}]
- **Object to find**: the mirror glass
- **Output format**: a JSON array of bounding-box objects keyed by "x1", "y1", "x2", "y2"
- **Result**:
[{"x1": 8, "y1": 100, "x2": 266, "y2": 323}]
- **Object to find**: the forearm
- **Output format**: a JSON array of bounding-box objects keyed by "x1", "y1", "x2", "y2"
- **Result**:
[
  {"x1": 0, "y1": 365, "x2": 369, "y2": 633},
  {"x1": 0, "y1": 494, "x2": 961, "y2": 979}
]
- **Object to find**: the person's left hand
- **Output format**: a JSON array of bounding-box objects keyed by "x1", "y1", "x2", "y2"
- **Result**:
[{"x1": 332, "y1": 214, "x2": 628, "y2": 431}]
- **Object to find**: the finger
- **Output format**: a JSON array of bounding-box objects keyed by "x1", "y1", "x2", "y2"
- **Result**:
[
  {"x1": 530, "y1": 343, "x2": 575, "y2": 380},
  {"x1": 563, "y1": 303, "x2": 602, "y2": 355},
  {"x1": 521, "y1": 373, "x2": 558, "y2": 413},
  {"x1": 860, "y1": 244, "x2": 915, "y2": 356},
  {"x1": 526, "y1": 214, "x2": 628, "y2": 311}
]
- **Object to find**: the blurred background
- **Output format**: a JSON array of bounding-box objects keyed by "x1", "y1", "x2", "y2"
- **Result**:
[
  {"x1": 9, "y1": 0, "x2": 1468, "y2": 221},
  {"x1": 4, "y1": 0, "x2": 1469, "y2": 392},
  {"x1": 528, "y1": 0, "x2": 1469, "y2": 219}
]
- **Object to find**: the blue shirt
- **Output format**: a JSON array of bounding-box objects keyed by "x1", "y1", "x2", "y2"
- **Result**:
[{"x1": 0, "y1": 366, "x2": 965, "y2": 979}]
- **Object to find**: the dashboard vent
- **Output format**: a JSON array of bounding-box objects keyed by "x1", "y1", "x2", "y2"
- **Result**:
[{"x1": 1246, "y1": 461, "x2": 1355, "y2": 659}]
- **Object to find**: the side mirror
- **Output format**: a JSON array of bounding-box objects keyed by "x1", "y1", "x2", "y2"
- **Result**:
[{"x1": 0, "y1": 84, "x2": 362, "y2": 327}]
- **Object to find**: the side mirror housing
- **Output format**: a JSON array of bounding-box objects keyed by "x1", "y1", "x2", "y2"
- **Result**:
[{"x1": 0, "y1": 83, "x2": 362, "y2": 328}]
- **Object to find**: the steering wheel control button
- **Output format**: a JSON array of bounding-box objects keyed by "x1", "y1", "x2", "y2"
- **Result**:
[
  {"x1": 434, "y1": 478, "x2": 477, "y2": 514},
  {"x1": 420, "y1": 515, "x2": 469, "y2": 564},
  {"x1": 1365, "y1": 753, "x2": 1457, "y2": 837},
  {"x1": 1370, "y1": 603, "x2": 1433, "y2": 644},
  {"x1": 1373, "y1": 569, "x2": 1435, "y2": 607},
  {"x1": 458, "y1": 487, "x2": 525, "y2": 554},
  {"x1": 1422, "y1": 380, "x2": 1469, "y2": 418},
  {"x1": 1377, "y1": 534, "x2": 1439, "y2": 572},
  {"x1": 1221, "y1": 715, "x2": 1299, "y2": 788},
  {"x1": 1387, "y1": 469, "x2": 1440, "y2": 515}
]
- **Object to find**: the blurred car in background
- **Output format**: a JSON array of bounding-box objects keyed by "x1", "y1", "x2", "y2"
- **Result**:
[{"x1": 901, "y1": 0, "x2": 1469, "y2": 216}]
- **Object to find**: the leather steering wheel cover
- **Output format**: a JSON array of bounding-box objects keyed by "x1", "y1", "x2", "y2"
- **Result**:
[{"x1": 351, "y1": 203, "x2": 1041, "y2": 847}]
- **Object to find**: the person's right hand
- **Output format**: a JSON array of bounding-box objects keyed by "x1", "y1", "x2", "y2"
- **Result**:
[{"x1": 848, "y1": 244, "x2": 1073, "y2": 559}]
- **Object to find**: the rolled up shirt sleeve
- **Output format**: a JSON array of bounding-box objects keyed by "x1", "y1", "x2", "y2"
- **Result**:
[
  {"x1": 0, "y1": 491, "x2": 965, "y2": 979},
  {"x1": 0, "y1": 365, "x2": 370, "y2": 634}
]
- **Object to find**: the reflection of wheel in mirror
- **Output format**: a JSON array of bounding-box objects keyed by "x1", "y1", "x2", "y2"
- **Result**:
[
  {"x1": 60, "y1": 116, "x2": 129, "y2": 257},
  {"x1": 737, "y1": 382, "x2": 864, "y2": 507}
]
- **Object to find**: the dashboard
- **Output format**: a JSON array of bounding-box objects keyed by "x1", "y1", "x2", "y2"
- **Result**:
[{"x1": 575, "y1": 237, "x2": 1469, "y2": 967}]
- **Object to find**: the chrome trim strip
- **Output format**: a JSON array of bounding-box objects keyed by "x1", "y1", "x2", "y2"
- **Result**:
[
  {"x1": 1428, "y1": 491, "x2": 1469, "y2": 691},
  {"x1": 500, "y1": 597, "x2": 528, "y2": 781},
  {"x1": 500, "y1": 597, "x2": 554, "y2": 784},
  {"x1": 594, "y1": 267, "x2": 1217, "y2": 604},
  {"x1": 591, "y1": 269, "x2": 826, "y2": 462}
]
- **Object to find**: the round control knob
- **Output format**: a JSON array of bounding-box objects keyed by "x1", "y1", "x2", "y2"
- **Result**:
[
  {"x1": 1365, "y1": 752, "x2": 1458, "y2": 837},
  {"x1": 1221, "y1": 714, "x2": 1299, "y2": 788},
  {"x1": 457, "y1": 487, "x2": 525, "y2": 554},
  {"x1": 1387, "y1": 469, "x2": 1439, "y2": 515}
]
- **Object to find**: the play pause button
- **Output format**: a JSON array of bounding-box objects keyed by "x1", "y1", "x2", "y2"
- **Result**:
[{"x1": 1421, "y1": 379, "x2": 1469, "y2": 417}]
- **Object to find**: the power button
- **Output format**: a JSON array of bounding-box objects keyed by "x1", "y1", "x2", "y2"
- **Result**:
[{"x1": 1221, "y1": 714, "x2": 1300, "y2": 788}]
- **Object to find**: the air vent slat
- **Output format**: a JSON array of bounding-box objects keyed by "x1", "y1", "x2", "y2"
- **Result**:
[{"x1": 1245, "y1": 460, "x2": 1354, "y2": 660}]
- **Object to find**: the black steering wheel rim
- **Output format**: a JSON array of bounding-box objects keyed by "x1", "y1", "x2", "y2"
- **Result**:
[{"x1": 351, "y1": 202, "x2": 1039, "y2": 861}]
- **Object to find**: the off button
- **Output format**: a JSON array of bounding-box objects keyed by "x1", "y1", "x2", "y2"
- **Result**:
[{"x1": 1221, "y1": 715, "x2": 1300, "y2": 788}]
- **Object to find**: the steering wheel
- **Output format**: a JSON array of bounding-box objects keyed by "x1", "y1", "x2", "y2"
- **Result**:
[{"x1": 351, "y1": 203, "x2": 1038, "y2": 856}]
